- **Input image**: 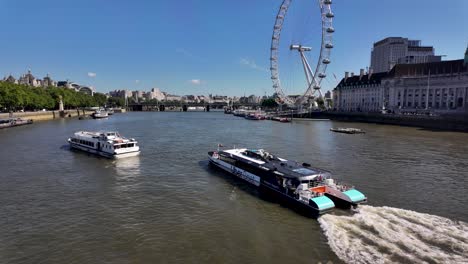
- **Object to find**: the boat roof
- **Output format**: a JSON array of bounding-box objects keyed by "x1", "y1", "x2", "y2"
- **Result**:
[
  {"x1": 73, "y1": 131, "x2": 128, "y2": 140},
  {"x1": 73, "y1": 131, "x2": 118, "y2": 137},
  {"x1": 220, "y1": 148, "x2": 331, "y2": 180}
]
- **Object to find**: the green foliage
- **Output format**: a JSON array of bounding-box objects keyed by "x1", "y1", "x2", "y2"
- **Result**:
[
  {"x1": 316, "y1": 98, "x2": 325, "y2": 108},
  {"x1": 0, "y1": 81, "x2": 107, "y2": 111},
  {"x1": 93, "y1": 93, "x2": 107, "y2": 107},
  {"x1": 261, "y1": 98, "x2": 278, "y2": 108},
  {"x1": 107, "y1": 97, "x2": 125, "y2": 107}
]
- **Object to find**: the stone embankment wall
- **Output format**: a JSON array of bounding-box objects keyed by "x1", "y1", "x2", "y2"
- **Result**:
[
  {"x1": 0, "y1": 109, "x2": 95, "y2": 121},
  {"x1": 323, "y1": 112, "x2": 468, "y2": 132}
]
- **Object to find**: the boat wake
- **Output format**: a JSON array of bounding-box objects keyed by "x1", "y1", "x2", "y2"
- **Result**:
[{"x1": 319, "y1": 205, "x2": 468, "y2": 264}]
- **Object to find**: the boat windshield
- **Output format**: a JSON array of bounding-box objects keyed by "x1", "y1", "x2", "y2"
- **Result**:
[
  {"x1": 105, "y1": 132, "x2": 121, "y2": 137},
  {"x1": 293, "y1": 168, "x2": 318, "y2": 176}
]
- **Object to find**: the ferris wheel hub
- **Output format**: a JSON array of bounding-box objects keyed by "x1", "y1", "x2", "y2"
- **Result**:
[{"x1": 290, "y1": 45, "x2": 312, "y2": 52}]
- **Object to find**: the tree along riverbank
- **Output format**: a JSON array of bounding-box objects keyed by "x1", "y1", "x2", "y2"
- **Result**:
[{"x1": 0, "y1": 81, "x2": 108, "y2": 111}]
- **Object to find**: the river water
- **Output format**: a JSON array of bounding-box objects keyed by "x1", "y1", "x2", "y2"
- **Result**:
[{"x1": 0, "y1": 112, "x2": 467, "y2": 264}]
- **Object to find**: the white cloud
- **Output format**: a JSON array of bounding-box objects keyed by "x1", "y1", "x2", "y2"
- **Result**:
[
  {"x1": 189, "y1": 79, "x2": 202, "y2": 85},
  {"x1": 135, "y1": 80, "x2": 140, "y2": 84},
  {"x1": 176, "y1": 48, "x2": 194, "y2": 58},
  {"x1": 87, "y1": 72, "x2": 96, "y2": 78},
  {"x1": 239, "y1": 58, "x2": 268, "y2": 72}
]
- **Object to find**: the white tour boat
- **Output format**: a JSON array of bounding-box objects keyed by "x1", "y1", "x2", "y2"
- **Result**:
[
  {"x1": 68, "y1": 131, "x2": 140, "y2": 158},
  {"x1": 91, "y1": 110, "x2": 108, "y2": 119}
]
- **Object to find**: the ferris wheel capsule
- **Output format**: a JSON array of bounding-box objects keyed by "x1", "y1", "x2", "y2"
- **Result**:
[
  {"x1": 324, "y1": 0, "x2": 332, "y2": 5},
  {"x1": 318, "y1": 73, "x2": 327, "y2": 78},
  {"x1": 326, "y1": 12, "x2": 334, "y2": 18},
  {"x1": 322, "y1": 58, "x2": 331, "y2": 64},
  {"x1": 325, "y1": 43, "x2": 334, "y2": 49},
  {"x1": 326, "y1": 27, "x2": 335, "y2": 33}
]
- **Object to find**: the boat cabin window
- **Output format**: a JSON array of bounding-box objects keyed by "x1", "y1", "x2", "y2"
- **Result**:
[
  {"x1": 219, "y1": 154, "x2": 236, "y2": 165},
  {"x1": 72, "y1": 138, "x2": 94, "y2": 147},
  {"x1": 114, "y1": 143, "x2": 135, "y2": 149},
  {"x1": 293, "y1": 168, "x2": 318, "y2": 176},
  {"x1": 105, "y1": 132, "x2": 120, "y2": 137}
]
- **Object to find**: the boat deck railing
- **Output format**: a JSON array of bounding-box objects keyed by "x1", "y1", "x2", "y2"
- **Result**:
[{"x1": 308, "y1": 179, "x2": 354, "y2": 191}]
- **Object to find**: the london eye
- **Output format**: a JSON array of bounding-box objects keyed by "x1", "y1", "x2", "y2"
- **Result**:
[{"x1": 270, "y1": 0, "x2": 334, "y2": 107}]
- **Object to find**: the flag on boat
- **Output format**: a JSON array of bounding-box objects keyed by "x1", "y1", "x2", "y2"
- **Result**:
[{"x1": 218, "y1": 144, "x2": 224, "y2": 147}]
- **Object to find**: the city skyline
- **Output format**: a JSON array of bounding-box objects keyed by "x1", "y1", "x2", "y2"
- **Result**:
[{"x1": 1, "y1": 0, "x2": 467, "y2": 96}]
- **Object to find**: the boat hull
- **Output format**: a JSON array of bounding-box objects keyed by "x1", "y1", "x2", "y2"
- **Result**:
[
  {"x1": 330, "y1": 128, "x2": 365, "y2": 134},
  {"x1": 92, "y1": 115, "x2": 108, "y2": 119},
  {"x1": 69, "y1": 142, "x2": 140, "y2": 159}
]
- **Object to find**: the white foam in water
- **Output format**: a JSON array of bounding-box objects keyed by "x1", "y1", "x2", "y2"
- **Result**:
[{"x1": 319, "y1": 205, "x2": 468, "y2": 264}]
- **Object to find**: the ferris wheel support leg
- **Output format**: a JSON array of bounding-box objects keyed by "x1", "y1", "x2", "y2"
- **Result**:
[
  {"x1": 299, "y1": 50, "x2": 315, "y2": 88},
  {"x1": 299, "y1": 51, "x2": 313, "y2": 87},
  {"x1": 299, "y1": 50, "x2": 321, "y2": 98}
]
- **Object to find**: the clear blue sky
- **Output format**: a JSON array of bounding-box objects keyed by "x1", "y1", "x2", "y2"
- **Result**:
[{"x1": 1, "y1": 0, "x2": 467, "y2": 96}]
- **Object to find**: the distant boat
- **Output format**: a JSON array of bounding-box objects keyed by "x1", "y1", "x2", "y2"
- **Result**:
[
  {"x1": 233, "y1": 109, "x2": 247, "y2": 117},
  {"x1": 330, "y1": 128, "x2": 365, "y2": 134},
  {"x1": 0, "y1": 117, "x2": 33, "y2": 129},
  {"x1": 245, "y1": 112, "x2": 267, "y2": 120},
  {"x1": 91, "y1": 110, "x2": 108, "y2": 119},
  {"x1": 272, "y1": 116, "x2": 291, "y2": 123},
  {"x1": 187, "y1": 106, "x2": 205, "y2": 112}
]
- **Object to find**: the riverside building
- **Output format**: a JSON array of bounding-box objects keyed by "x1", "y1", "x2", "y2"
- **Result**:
[
  {"x1": 4, "y1": 70, "x2": 58, "y2": 87},
  {"x1": 370, "y1": 37, "x2": 442, "y2": 73},
  {"x1": 334, "y1": 47, "x2": 468, "y2": 115}
]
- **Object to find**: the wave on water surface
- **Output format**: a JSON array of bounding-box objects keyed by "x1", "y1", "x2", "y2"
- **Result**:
[{"x1": 319, "y1": 205, "x2": 468, "y2": 264}]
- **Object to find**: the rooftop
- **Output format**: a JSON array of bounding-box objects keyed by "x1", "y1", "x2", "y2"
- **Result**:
[
  {"x1": 335, "y1": 59, "x2": 467, "y2": 89},
  {"x1": 389, "y1": 59, "x2": 467, "y2": 77}
]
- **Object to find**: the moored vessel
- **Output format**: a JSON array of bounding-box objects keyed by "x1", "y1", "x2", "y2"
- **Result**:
[
  {"x1": 272, "y1": 116, "x2": 291, "y2": 123},
  {"x1": 244, "y1": 112, "x2": 266, "y2": 120},
  {"x1": 68, "y1": 131, "x2": 140, "y2": 158},
  {"x1": 91, "y1": 110, "x2": 108, "y2": 119},
  {"x1": 208, "y1": 148, "x2": 366, "y2": 216},
  {"x1": 233, "y1": 109, "x2": 247, "y2": 117},
  {"x1": 0, "y1": 118, "x2": 33, "y2": 129},
  {"x1": 330, "y1": 127, "x2": 365, "y2": 134}
]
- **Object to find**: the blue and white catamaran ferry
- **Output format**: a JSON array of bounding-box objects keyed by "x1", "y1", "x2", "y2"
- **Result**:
[
  {"x1": 68, "y1": 131, "x2": 140, "y2": 158},
  {"x1": 209, "y1": 147, "x2": 366, "y2": 216}
]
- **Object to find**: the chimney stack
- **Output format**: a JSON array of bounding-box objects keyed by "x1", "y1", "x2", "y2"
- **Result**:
[
  {"x1": 368, "y1": 68, "x2": 374, "y2": 79},
  {"x1": 344, "y1": 71, "x2": 349, "y2": 81},
  {"x1": 359, "y1": 68, "x2": 365, "y2": 79},
  {"x1": 350, "y1": 72, "x2": 354, "y2": 77}
]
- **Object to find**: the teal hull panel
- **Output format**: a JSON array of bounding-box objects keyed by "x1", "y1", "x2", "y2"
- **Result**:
[
  {"x1": 310, "y1": 196, "x2": 335, "y2": 211},
  {"x1": 343, "y1": 189, "x2": 366, "y2": 203}
]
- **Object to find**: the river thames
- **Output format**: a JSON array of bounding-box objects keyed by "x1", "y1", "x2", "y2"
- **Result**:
[{"x1": 1, "y1": 112, "x2": 467, "y2": 263}]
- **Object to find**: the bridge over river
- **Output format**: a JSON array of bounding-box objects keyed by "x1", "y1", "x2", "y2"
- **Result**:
[{"x1": 127, "y1": 102, "x2": 260, "y2": 111}]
